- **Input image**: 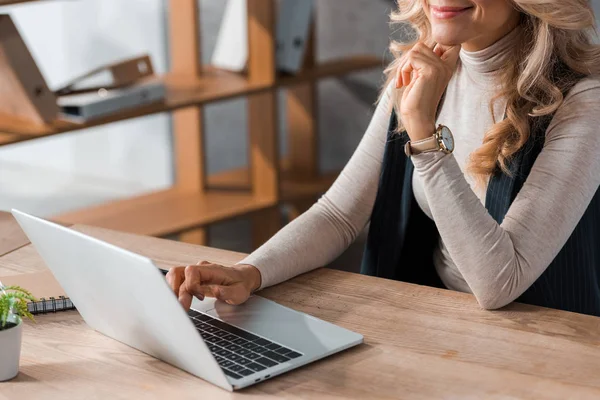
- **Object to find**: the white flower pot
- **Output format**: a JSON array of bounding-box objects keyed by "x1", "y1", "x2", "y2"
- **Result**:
[{"x1": 0, "y1": 321, "x2": 22, "y2": 381}]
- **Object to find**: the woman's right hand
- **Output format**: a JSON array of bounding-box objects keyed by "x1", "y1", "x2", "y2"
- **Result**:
[{"x1": 166, "y1": 261, "x2": 262, "y2": 310}]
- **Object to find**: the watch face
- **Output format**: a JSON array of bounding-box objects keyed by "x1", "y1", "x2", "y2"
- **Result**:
[{"x1": 440, "y1": 126, "x2": 454, "y2": 152}]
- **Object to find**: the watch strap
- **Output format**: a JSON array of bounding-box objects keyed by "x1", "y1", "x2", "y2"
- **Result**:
[
  {"x1": 405, "y1": 135, "x2": 439, "y2": 156},
  {"x1": 410, "y1": 136, "x2": 439, "y2": 154}
]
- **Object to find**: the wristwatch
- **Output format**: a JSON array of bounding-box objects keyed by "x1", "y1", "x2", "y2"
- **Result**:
[{"x1": 404, "y1": 124, "x2": 455, "y2": 157}]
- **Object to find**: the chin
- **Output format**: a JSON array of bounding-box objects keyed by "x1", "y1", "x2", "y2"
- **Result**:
[{"x1": 431, "y1": 26, "x2": 466, "y2": 46}]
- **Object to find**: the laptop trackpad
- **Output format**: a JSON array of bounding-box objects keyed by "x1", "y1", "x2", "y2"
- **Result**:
[{"x1": 202, "y1": 296, "x2": 345, "y2": 357}]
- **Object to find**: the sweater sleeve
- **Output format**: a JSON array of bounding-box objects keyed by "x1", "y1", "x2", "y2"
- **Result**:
[
  {"x1": 237, "y1": 83, "x2": 395, "y2": 289},
  {"x1": 411, "y1": 77, "x2": 600, "y2": 310}
]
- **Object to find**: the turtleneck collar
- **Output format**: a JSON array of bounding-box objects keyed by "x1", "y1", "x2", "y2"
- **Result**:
[{"x1": 459, "y1": 26, "x2": 521, "y2": 75}]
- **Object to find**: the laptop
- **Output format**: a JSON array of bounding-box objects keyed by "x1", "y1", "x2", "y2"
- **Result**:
[{"x1": 11, "y1": 210, "x2": 363, "y2": 391}]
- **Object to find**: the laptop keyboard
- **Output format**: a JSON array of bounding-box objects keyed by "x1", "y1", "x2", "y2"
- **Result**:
[{"x1": 188, "y1": 309, "x2": 303, "y2": 380}]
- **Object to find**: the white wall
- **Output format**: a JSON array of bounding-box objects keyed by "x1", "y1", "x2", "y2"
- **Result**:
[
  {"x1": 0, "y1": 0, "x2": 395, "y2": 220},
  {"x1": 0, "y1": 0, "x2": 172, "y2": 216}
]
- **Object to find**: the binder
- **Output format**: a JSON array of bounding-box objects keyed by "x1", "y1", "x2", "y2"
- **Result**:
[
  {"x1": 212, "y1": 0, "x2": 248, "y2": 72},
  {"x1": 276, "y1": 0, "x2": 314, "y2": 74},
  {"x1": 0, "y1": 12, "x2": 163, "y2": 126},
  {"x1": 1, "y1": 271, "x2": 75, "y2": 315},
  {"x1": 211, "y1": 0, "x2": 315, "y2": 74},
  {"x1": 0, "y1": 14, "x2": 59, "y2": 124},
  {"x1": 55, "y1": 55, "x2": 165, "y2": 121},
  {"x1": 58, "y1": 78, "x2": 166, "y2": 121},
  {"x1": 54, "y1": 55, "x2": 156, "y2": 96}
]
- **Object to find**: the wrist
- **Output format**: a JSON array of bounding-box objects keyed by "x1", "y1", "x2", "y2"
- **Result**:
[
  {"x1": 403, "y1": 115, "x2": 436, "y2": 141},
  {"x1": 235, "y1": 264, "x2": 262, "y2": 293}
]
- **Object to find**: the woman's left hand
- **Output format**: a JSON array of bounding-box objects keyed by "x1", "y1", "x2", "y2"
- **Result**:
[{"x1": 396, "y1": 42, "x2": 461, "y2": 141}]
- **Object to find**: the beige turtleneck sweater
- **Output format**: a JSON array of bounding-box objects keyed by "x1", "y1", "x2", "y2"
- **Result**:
[{"x1": 239, "y1": 28, "x2": 600, "y2": 309}]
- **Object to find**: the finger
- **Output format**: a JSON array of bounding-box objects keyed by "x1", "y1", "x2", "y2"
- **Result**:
[
  {"x1": 433, "y1": 43, "x2": 447, "y2": 58},
  {"x1": 183, "y1": 265, "x2": 205, "y2": 301},
  {"x1": 401, "y1": 56, "x2": 414, "y2": 87},
  {"x1": 215, "y1": 284, "x2": 249, "y2": 306},
  {"x1": 178, "y1": 284, "x2": 194, "y2": 310},
  {"x1": 166, "y1": 267, "x2": 185, "y2": 295},
  {"x1": 404, "y1": 52, "x2": 436, "y2": 80},
  {"x1": 178, "y1": 266, "x2": 197, "y2": 310},
  {"x1": 395, "y1": 61, "x2": 403, "y2": 88},
  {"x1": 403, "y1": 46, "x2": 440, "y2": 84},
  {"x1": 396, "y1": 55, "x2": 410, "y2": 88},
  {"x1": 430, "y1": 43, "x2": 461, "y2": 67},
  {"x1": 412, "y1": 42, "x2": 432, "y2": 52},
  {"x1": 433, "y1": 43, "x2": 455, "y2": 57},
  {"x1": 181, "y1": 264, "x2": 231, "y2": 300},
  {"x1": 440, "y1": 45, "x2": 461, "y2": 66},
  {"x1": 165, "y1": 267, "x2": 175, "y2": 286},
  {"x1": 412, "y1": 43, "x2": 444, "y2": 64},
  {"x1": 176, "y1": 267, "x2": 201, "y2": 312},
  {"x1": 186, "y1": 284, "x2": 219, "y2": 299},
  {"x1": 187, "y1": 263, "x2": 229, "y2": 286}
]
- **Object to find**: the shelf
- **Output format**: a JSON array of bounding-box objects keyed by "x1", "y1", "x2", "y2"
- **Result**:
[
  {"x1": 0, "y1": 69, "x2": 266, "y2": 137},
  {"x1": 0, "y1": 56, "x2": 382, "y2": 141},
  {"x1": 0, "y1": 0, "x2": 38, "y2": 5},
  {"x1": 53, "y1": 163, "x2": 340, "y2": 239},
  {"x1": 208, "y1": 162, "x2": 340, "y2": 202},
  {"x1": 278, "y1": 56, "x2": 383, "y2": 87},
  {"x1": 54, "y1": 189, "x2": 276, "y2": 237}
]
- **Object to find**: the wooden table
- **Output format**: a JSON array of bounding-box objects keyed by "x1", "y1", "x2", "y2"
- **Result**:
[{"x1": 0, "y1": 212, "x2": 599, "y2": 399}]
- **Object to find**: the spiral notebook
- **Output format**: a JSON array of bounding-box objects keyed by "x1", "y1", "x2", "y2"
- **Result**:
[{"x1": 1, "y1": 270, "x2": 75, "y2": 315}]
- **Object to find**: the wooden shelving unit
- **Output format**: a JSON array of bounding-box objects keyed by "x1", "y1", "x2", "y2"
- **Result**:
[
  {"x1": 0, "y1": 57, "x2": 381, "y2": 139},
  {"x1": 56, "y1": 189, "x2": 276, "y2": 237},
  {"x1": 0, "y1": 0, "x2": 382, "y2": 247}
]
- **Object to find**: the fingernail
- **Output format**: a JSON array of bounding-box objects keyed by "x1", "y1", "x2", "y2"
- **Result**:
[{"x1": 199, "y1": 294, "x2": 205, "y2": 301}]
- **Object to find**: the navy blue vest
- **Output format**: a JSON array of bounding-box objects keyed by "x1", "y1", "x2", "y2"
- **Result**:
[{"x1": 361, "y1": 112, "x2": 600, "y2": 316}]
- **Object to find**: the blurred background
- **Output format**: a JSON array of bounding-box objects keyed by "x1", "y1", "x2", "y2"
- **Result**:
[{"x1": 0, "y1": 0, "x2": 598, "y2": 273}]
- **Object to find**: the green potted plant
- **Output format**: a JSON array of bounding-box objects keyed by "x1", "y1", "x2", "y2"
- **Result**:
[{"x1": 0, "y1": 283, "x2": 35, "y2": 381}]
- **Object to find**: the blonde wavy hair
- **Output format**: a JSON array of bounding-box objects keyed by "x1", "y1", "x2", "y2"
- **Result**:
[{"x1": 385, "y1": 0, "x2": 600, "y2": 178}]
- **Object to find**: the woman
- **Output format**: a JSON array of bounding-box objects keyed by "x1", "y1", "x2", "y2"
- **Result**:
[{"x1": 168, "y1": 0, "x2": 600, "y2": 316}]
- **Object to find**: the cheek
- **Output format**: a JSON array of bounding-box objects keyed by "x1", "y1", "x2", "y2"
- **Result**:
[
  {"x1": 471, "y1": 0, "x2": 515, "y2": 28},
  {"x1": 470, "y1": 0, "x2": 503, "y2": 9},
  {"x1": 420, "y1": 0, "x2": 432, "y2": 20}
]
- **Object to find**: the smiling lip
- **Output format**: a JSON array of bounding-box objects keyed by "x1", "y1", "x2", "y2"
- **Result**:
[{"x1": 430, "y1": 5, "x2": 473, "y2": 19}]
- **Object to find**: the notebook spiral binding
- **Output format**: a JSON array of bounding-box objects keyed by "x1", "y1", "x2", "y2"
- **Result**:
[{"x1": 27, "y1": 296, "x2": 76, "y2": 315}]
